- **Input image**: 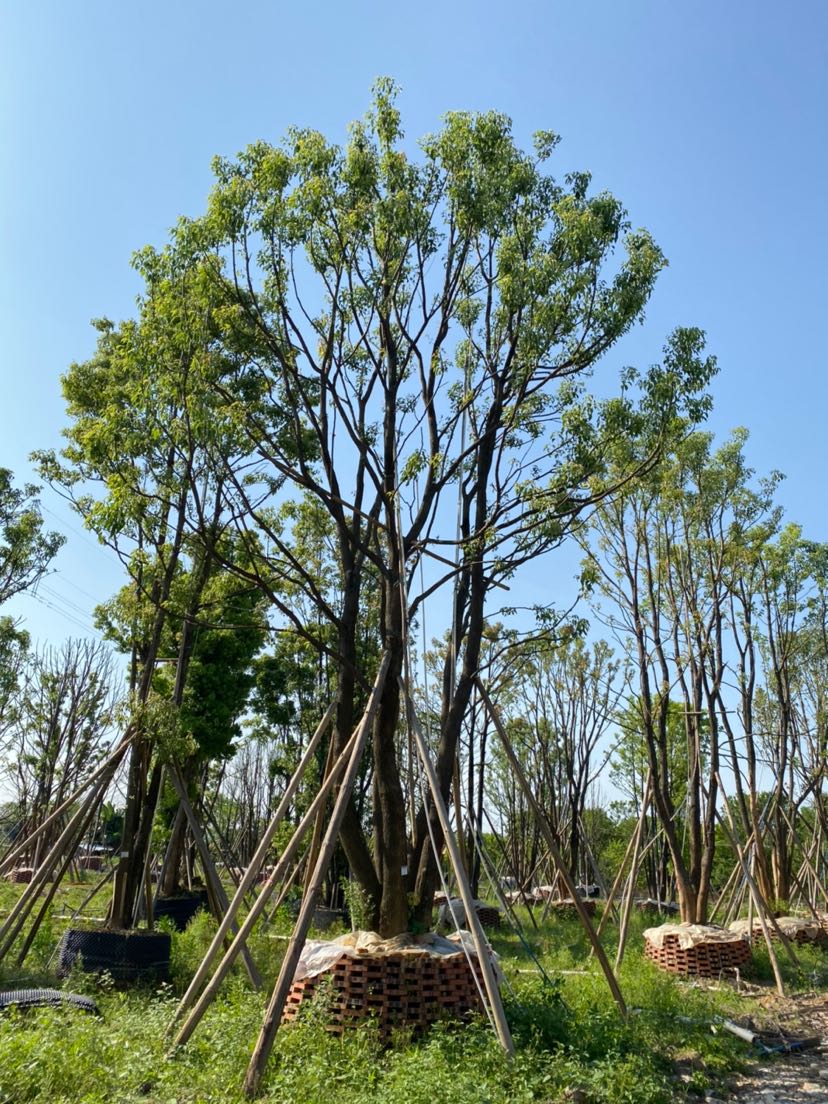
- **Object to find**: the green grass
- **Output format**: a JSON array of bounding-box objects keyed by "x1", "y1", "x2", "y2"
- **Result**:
[{"x1": 0, "y1": 891, "x2": 815, "y2": 1104}]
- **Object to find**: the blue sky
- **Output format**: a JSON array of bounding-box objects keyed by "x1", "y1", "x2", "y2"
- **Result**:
[{"x1": 1, "y1": 0, "x2": 826, "y2": 645}]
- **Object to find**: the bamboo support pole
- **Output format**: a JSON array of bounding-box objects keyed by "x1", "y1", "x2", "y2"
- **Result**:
[
  {"x1": 615, "y1": 776, "x2": 651, "y2": 970},
  {"x1": 169, "y1": 703, "x2": 345, "y2": 1037},
  {"x1": 595, "y1": 775, "x2": 652, "y2": 941},
  {"x1": 301, "y1": 718, "x2": 337, "y2": 896},
  {"x1": 452, "y1": 756, "x2": 470, "y2": 880},
  {"x1": 262, "y1": 857, "x2": 305, "y2": 927},
  {"x1": 168, "y1": 767, "x2": 262, "y2": 990},
  {"x1": 15, "y1": 783, "x2": 107, "y2": 966},
  {"x1": 0, "y1": 736, "x2": 130, "y2": 875},
  {"x1": 777, "y1": 802, "x2": 828, "y2": 912},
  {"x1": 242, "y1": 655, "x2": 390, "y2": 1098},
  {"x1": 154, "y1": 804, "x2": 187, "y2": 907},
  {"x1": 170, "y1": 734, "x2": 362, "y2": 1049},
  {"x1": 539, "y1": 869, "x2": 562, "y2": 922},
  {"x1": 404, "y1": 687, "x2": 515, "y2": 1058},
  {"x1": 481, "y1": 804, "x2": 539, "y2": 930},
  {"x1": 0, "y1": 769, "x2": 109, "y2": 961},
  {"x1": 714, "y1": 774, "x2": 799, "y2": 966},
  {"x1": 60, "y1": 866, "x2": 115, "y2": 929},
  {"x1": 477, "y1": 677, "x2": 627, "y2": 1018},
  {"x1": 713, "y1": 779, "x2": 789, "y2": 995},
  {"x1": 708, "y1": 857, "x2": 744, "y2": 924},
  {"x1": 578, "y1": 819, "x2": 614, "y2": 919}
]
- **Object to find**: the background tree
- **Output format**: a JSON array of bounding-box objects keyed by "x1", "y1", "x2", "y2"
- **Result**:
[
  {"x1": 0, "y1": 468, "x2": 64, "y2": 750},
  {"x1": 510, "y1": 635, "x2": 622, "y2": 882},
  {"x1": 36, "y1": 245, "x2": 255, "y2": 927},
  {"x1": 1, "y1": 637, "x2": 117, "y2": 866},
  {"x1": 0, "y1": 469, "x2": 64, "y2": 609}
]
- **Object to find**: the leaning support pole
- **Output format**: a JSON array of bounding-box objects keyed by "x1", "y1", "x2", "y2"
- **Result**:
[
  {"x1": 595, "y1": 775, "x2": 651, "y2": 942},
  {"x1": 708, "y1": 854, "x2": 745, "y2": 925},
  {"x1": 301, "y1": 730, "x2": 337, "y2": 897},
  {"x1": 169, "y1": 722, "x2": 364, "y2": 1049},
  {"x1": 713, "y1": 775, "x2": 791, "y2": 996},
  {"x1": 169, "y1": 701, "x2": 337, "y2": 1034},
  {"x1": 168, "y1": 766, "x2": 262, "y2": 990},
  {"x1": 578, "y1": 817, "x2": 615, "y2": 918},
  {"x1": 404, "y1": 684, "x2": 515, "y2": 1058},
  {"x1": 16, "y1": 782, "x2": 107, "y2": 966},
  {"x1": 0, "y1": 768, "x2": 110, "y2": 962},
  {"x1": 714, "y1": 774, "x2": 799, "y2": 966},
  {"x1": 614, "y1": 773, "x2": 651, "y2": 970},
  {"x1": 481, "y1": 804, "x2": 539, "y2": 930},
  {"x1": 243, "y1": 654, "x2": 390, "y2": 1099},
  {"x1": 777, "y1": 801, "x2": 828, "y2": 913},
  {"x1": 0, "y1": 736, "x2": 131, "y2": 875},
  {"x1": 476, "y1": 678, "x2": 627, "y2": 1019}
]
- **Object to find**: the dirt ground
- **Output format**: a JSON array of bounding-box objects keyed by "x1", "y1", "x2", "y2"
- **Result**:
[{"x1": 720, "y1": 994, "x2": 828, "y2": 1104}]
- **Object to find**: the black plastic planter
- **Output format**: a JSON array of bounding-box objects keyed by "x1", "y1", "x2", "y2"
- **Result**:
[
  {"x1": 57, "y1": 928, "x2": 171, "y2": 983},
  {"x1": 153, "y1": 889, "x2": 209, "y2": 931}
]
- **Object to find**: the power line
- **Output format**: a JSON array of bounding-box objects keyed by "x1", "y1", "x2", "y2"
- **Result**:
[
  {"x1": 28, "y1": 591, "x2": 101, "y2": 639},
  {"x1": 40, "y1": 503, "x2": 110, "y2": 559},
  {"x1": 55, "y1": 574, "x2": 101, "y2": 604},
  {"x1": 39, "y1": 582, "x2": 94, "y2": 620}
]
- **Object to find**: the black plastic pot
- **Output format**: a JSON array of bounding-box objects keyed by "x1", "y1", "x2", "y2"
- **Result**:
[
  {"x1": 57, "y1": 927, "x2": 171, "y2": 982},
  {"x1": 153, "y1": 889, "x2": 209, "y2": 931}
]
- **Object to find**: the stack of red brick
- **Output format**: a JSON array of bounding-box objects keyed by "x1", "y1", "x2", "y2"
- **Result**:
[
  {"x1": 6, "y1": 867, "x2": 34, "y2": 884},
  {"x1": 729, "y1": 916, "x2": 826, "y2": 946},
  {"x1": 282, "y1": 950, "x2": 485, "y2": 1038},
  {"x1": 644, "y1": 930, "x2": 751, "y2": 976}
]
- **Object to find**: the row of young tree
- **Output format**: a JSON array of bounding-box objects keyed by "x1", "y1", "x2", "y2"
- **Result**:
[
  {"x1": 3, "y1": 436, "x2": 825, "y2": 930},
  {"x1": 475, "y1": 427, "x2": 828, "y2": 924},
  {"x1": 2, "y1": 85, "x2": 820, "y2": 939}
]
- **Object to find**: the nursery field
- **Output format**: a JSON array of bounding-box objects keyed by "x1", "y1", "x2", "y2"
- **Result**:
[{"x1": 0, "y1": 883, "x2": 826, "y2": 1104}]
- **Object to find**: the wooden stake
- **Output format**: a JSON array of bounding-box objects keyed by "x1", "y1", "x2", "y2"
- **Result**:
[
  {"x1": 168, "y1": 766, "x2": 262, "y2": 989},
  {"x1": 170, "y1": 724, "x2": 364, "y2": 1048},
  {"x1": 477, "y1": 677, "x2": 627, "y2": 1019},
  {"x1": 242, "y1": 654, "x2": 390, "y2": 1098},
  {"x1": 405, "y1": 685, "x2": 515, "y2": 1058}
]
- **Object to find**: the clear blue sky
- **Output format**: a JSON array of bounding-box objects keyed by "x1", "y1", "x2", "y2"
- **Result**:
[{"x1": 1, "y1": 0, "x2": 826, "y2": 645}]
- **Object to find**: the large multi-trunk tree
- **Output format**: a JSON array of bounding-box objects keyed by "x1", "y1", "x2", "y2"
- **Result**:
[
  {"x1": 175, "y1": 82, "x2": 713, "y2": 936},
  {"x1": 42, "y1": 83, "x2": 713, "y2": 938}
]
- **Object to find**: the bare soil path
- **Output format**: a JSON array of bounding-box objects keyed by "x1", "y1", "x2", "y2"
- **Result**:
[{"x1": 721, "y1": 995, "x2": 828, "y2": 1104}]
